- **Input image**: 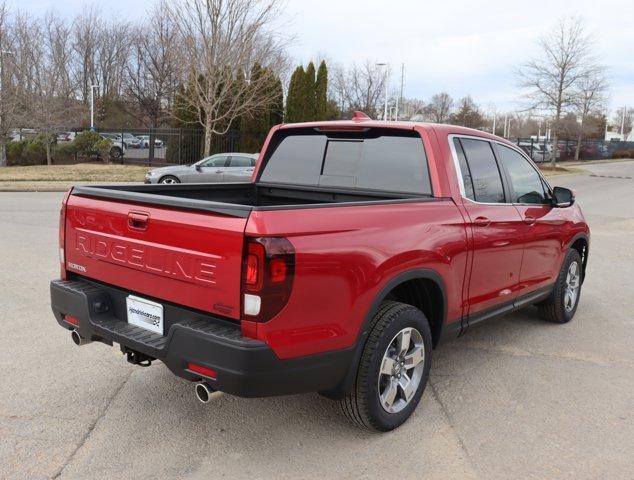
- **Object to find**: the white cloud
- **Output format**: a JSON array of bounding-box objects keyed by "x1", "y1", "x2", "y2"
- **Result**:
[{"x1": 284, "y1": 0, "x2": 634, "y2": 112}]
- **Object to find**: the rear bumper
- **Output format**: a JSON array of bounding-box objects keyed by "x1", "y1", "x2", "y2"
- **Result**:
[{"x1": 50, "y1": 278, "x2": 353, "y2": 397}]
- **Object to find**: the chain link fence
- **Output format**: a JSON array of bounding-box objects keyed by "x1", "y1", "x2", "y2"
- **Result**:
[
  {"x1": 509, "y1": 138, "x2": 634, "y2": 163},
  {"x1": 8, "y1": 127, "x2": 266, "y2": 166}
]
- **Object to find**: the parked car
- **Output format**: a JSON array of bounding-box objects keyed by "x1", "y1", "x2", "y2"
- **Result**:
[
  {"x1": 99, "y1": 133, "x2": 127, "y2": 159},
  {"x1": 56, "y1": 132, "x2": 76, "y2": 143},
  {"x1": 518, "y1": 142, "x2": 550, "y2": 163},
  {"x1": 137, "y1": 135, "x2": 164, "y2": 149},
  {"x1": 144, "y1": 153, "x2": 258, "y2": 184},
  {"x1": 51, "y1": 118, "x2": 589, "y2": 431},
  {"x1": 101, "y1": 132, "x2": 141, "y2": 149}
]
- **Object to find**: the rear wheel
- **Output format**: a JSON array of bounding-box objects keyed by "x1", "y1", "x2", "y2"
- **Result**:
[
  {"x1": 110, "y1": 146, "x2": 123, "y2": 159},
  {"x1": 339, "y1": 301, "x2": 432, "y2": 431},
  {"x1": 538, "y1": 249, "x2": 583, "y2": 323},
  {"x1": 159, "y1": 175, "x2": 180, "y2": 184}
]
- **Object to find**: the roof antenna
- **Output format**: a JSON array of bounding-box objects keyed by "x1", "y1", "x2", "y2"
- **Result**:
[{"x1": 352, "y1": 111, "x2": 371, "y2": 122}]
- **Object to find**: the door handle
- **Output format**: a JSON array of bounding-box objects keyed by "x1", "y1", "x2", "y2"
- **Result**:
[
  {"x1": 214, "y1": 170, "x2": 223, "y2": 173},
  {"x1": 523, "y1": 216, "x2": 536, "y2": 226},
  {"x1": 473, "y1": 216, "x2": 491, "y2": 227},
  {"x1": 128, "y1": 211, "x2": 150, "y2": 231}
]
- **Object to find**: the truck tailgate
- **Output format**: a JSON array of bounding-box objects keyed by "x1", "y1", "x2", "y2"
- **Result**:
[{"x1": 64, "y1": 194, "x2": 247, "y2": 320}]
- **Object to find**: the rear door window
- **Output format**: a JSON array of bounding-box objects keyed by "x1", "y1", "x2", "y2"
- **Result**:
[
  {"x1": 458, "y1": 138, "x2": 505, "y2": 203},
  {"x1": 259, "y1": 129, "x2": 431, "y2": 195},
  {"x1": 229, "y1": 156, "x2": 253, "y2": 167}
]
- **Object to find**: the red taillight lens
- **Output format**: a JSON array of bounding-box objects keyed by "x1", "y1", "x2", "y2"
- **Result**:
[
  {"x1": 64, "y1": 314, "x2": 80, "y2": 326},
  {"x1": 241, "y1": 237, "x2": 295, "y2": 323},
  {"x1": 187, "y1": 362, "x2": 217, "y2": 380},
  {"x1": 269, "y1": 258, "x2": 287, "y2": 283},
  {"x1": 245, "y1": 242, "x2": 265, "y2": 289}
]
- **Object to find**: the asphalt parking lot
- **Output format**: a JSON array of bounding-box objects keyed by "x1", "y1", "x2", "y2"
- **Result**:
[{"x1": 1, "y1": 160, "x2": 633, "y2": 480}]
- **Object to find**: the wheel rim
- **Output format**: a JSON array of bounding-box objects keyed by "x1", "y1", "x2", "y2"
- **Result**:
[
  {"x1": 377, "y1": 327, "x2": 425, "y2": 414},
  {"x1": 564, "y1": 261, "x2": 581, "y2": 312},
  {"x1": 160, "y1": 177, "x2": 177, "y2": 184}
]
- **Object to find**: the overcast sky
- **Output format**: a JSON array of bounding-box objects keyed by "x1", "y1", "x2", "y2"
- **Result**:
[{"x1": 7, "y1": 0, "x2": 634, "y2": 115}]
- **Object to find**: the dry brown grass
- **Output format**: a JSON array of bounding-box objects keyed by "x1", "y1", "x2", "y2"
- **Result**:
[
  {"x1": 538, "y1": 165, "x2": 586, "y2": 176},
  {"x1": 0, "y1": 163, "x2": 147, "y2": 182}
]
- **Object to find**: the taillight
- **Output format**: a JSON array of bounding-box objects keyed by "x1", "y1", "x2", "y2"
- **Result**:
[
  {"x1": 241, "y1": 237, "x2": 295, "y2": 323},
  {"x1": 59, "y1": 188, "x2": 72, "y2": 280}
]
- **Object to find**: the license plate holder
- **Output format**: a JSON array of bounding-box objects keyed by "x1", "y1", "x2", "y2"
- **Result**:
[{"x1": 126, "y1": 295, "x2": 164, "y2": 335}]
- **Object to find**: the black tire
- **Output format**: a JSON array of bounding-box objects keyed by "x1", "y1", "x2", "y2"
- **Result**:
[
  {"x1": 110, "y1": 146, "x2": 123, "y2": 159},
  {"x1": 159, "y1": 175, "x2": 180, "y2": 184},
  {"x1": 339, "y1": 301, "x2": 432, "y2": 431},
  {"x1": 538, "y1": 249, "x2": 583, "y2": 323}
]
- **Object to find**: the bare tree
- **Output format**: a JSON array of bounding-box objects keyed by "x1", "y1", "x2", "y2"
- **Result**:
[
  {"x1": 423, "y1": 92, "x2": 453, "y2": 123},
  {"x1": 398, "y1": 97, "x2": 425, "y2": 120},
  {"x1": 571, "y1": 68, "x2": 608, "y2": 160},
  {"x1": 331, "y1": 61, "x2": 386, "y2": 119},
  {"x1": 96, "y1": 21, "x2": 131, "y2": 100},
  {"x1": 71, "y1": 6, "x2": 101, "y2": 104},
  {"x1": 0, "y1": 1, "x2": 18, "y2": 166},
  {"x1": 124, "y1": 1, "x2": 181, "y2": 127},
  {"x1": 518, "y1": 17, "x2": 595, "y2": 167},
  {"x1": 166, "y1": 0, "x2": 288, "y2": 156},
  {"x1": 28, "y1": 11, "x2": 84, "y2": 164}
]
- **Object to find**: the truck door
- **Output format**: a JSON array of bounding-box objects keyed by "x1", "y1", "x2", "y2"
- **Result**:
[
  {"x1": 452, "y1": 137, "x2": 524, "y2": 316},
  {"x1": 492, "y1": 143, "x2": 565, "y2": 294}
]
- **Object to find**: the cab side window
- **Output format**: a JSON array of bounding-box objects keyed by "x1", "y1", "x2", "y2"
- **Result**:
[
  {"x1": 458, "y1": 138, "x2": 506, "y2": 203},
  {"x1": 497, "y1": 145, "x2": 548, "y2": 204},
  {"x1": 200, "y1": 156, "x2": 228, "y2": 168}
]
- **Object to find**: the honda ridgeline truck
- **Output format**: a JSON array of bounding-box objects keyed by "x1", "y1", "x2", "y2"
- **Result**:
[{"x1": 51, "y1": 114, "x2": 589, "y2": 431}]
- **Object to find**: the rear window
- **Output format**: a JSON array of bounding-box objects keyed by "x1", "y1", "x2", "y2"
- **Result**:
[{"x1": 259, "y1": 129, "x2": 431, "y2": 195}]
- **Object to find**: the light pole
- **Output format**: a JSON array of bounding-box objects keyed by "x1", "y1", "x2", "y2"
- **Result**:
[
  {"x1": 396, "y1": 63, "x2": 404, "y2": 121},
  {"x1": 90, "y1": 85, "x2": 99, "y2": 131},
  {"x1": 376, "y1": 63, "x2": 389, "y2": 121}
]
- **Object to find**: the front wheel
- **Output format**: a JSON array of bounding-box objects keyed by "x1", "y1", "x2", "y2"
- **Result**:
[
  {"x1": 110, "y1": 146, "x2": 123, "y2": 159},
  {"x1": 339, "y1": 301, "x2": 432, "y2": 431},
  {"x1": 538, "y1": 249, "x2": 583, "y2": 323},
  {"x1": 159, "y1": 175, "x2": 180, "y2": 184}
]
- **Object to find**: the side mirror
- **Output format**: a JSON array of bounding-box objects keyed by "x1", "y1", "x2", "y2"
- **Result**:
[
  {"x1": 552, "y1": 186, "x2": 575, "y2": 208},
  {"x1": 195, "y1": 164, "x2": 202, "y2": 172}
]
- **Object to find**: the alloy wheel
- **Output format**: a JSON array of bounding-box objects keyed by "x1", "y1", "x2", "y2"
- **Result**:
[
  {"x1": 377, "y1": 327, "x2": 425, "y2": 414},
  {"x1": 564, "y1": 261, "x2": 581, "y2": 312}
]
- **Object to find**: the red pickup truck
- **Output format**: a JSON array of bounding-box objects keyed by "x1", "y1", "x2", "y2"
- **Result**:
[{"x1": 51, "y1": 117, "x2": 589, "y2": 431}]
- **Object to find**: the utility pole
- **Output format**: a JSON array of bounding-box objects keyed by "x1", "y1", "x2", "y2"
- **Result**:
[
  {"x1": 621, "y1": 107, "x2": 627, "y2": 137},
  {"x1": 396, "y1": 63, "x2": 404, "y2": 121},
  {"x1": 492, "y1": 114, "x2": 496, "y2": 135},
  {"x1": 376, "y1": 63, "x2": 389, "y2": 121},
  {"x1": 90, "y1": 85, "x2": 99, "y2": 131}
]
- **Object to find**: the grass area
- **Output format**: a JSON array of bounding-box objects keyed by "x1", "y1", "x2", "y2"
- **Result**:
[
  {"x1": 538, "y1": 164, "x2": 586, "y2": 176},
  {"x1": 0, "y1": 163, "x2": 147, "y2": 182}
]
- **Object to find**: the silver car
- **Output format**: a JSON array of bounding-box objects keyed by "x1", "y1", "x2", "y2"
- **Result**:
[{"x1": 145, "y1": 153, "x2": 258, "y2": 184}]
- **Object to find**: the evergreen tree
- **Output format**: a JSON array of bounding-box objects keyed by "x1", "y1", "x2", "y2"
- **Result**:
[
  {"x1": 239, "y1": 64, "x2": 269, "y2": 151},
  {"x1": 302, "y1": 62, "x2": 316, "y2": 121},
  {"x1": 270, "y1": 77, "x2": 284, "y2": 125},
  {"x1": 315, "y1": 60, "x2": 328, "y2": 120},
  {"x1": 285, "y1": 66, "x2": 305, "y2": 123}
]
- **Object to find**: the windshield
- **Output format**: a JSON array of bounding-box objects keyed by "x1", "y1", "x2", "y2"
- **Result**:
[{"x1": 258, "y1": 128, "x2": 432, "y2": 195}]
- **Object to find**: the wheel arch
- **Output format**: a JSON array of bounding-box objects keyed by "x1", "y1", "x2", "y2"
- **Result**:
[
  {"x1": 568, "y1": 232, "x2": 589, "y2": 284},
  {"x1": 321, "y1": 268, "x2": 447, "y2": 399}
]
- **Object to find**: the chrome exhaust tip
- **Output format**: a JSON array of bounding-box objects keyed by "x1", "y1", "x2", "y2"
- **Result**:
[
  {"x1": 71, "y1": 329, "x2": 91, "y2": 346},
  {"x1": 195, "y1": 382, "x2": 215, "y2": 404}
]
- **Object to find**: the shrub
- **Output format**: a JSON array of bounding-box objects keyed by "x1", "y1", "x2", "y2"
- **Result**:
[
  {"x1": 613, "y1": 150, "x2": 634, "y2": 159},
  {"x1": 6, "y1": 135, "x2": 47, "y2": 165}
]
